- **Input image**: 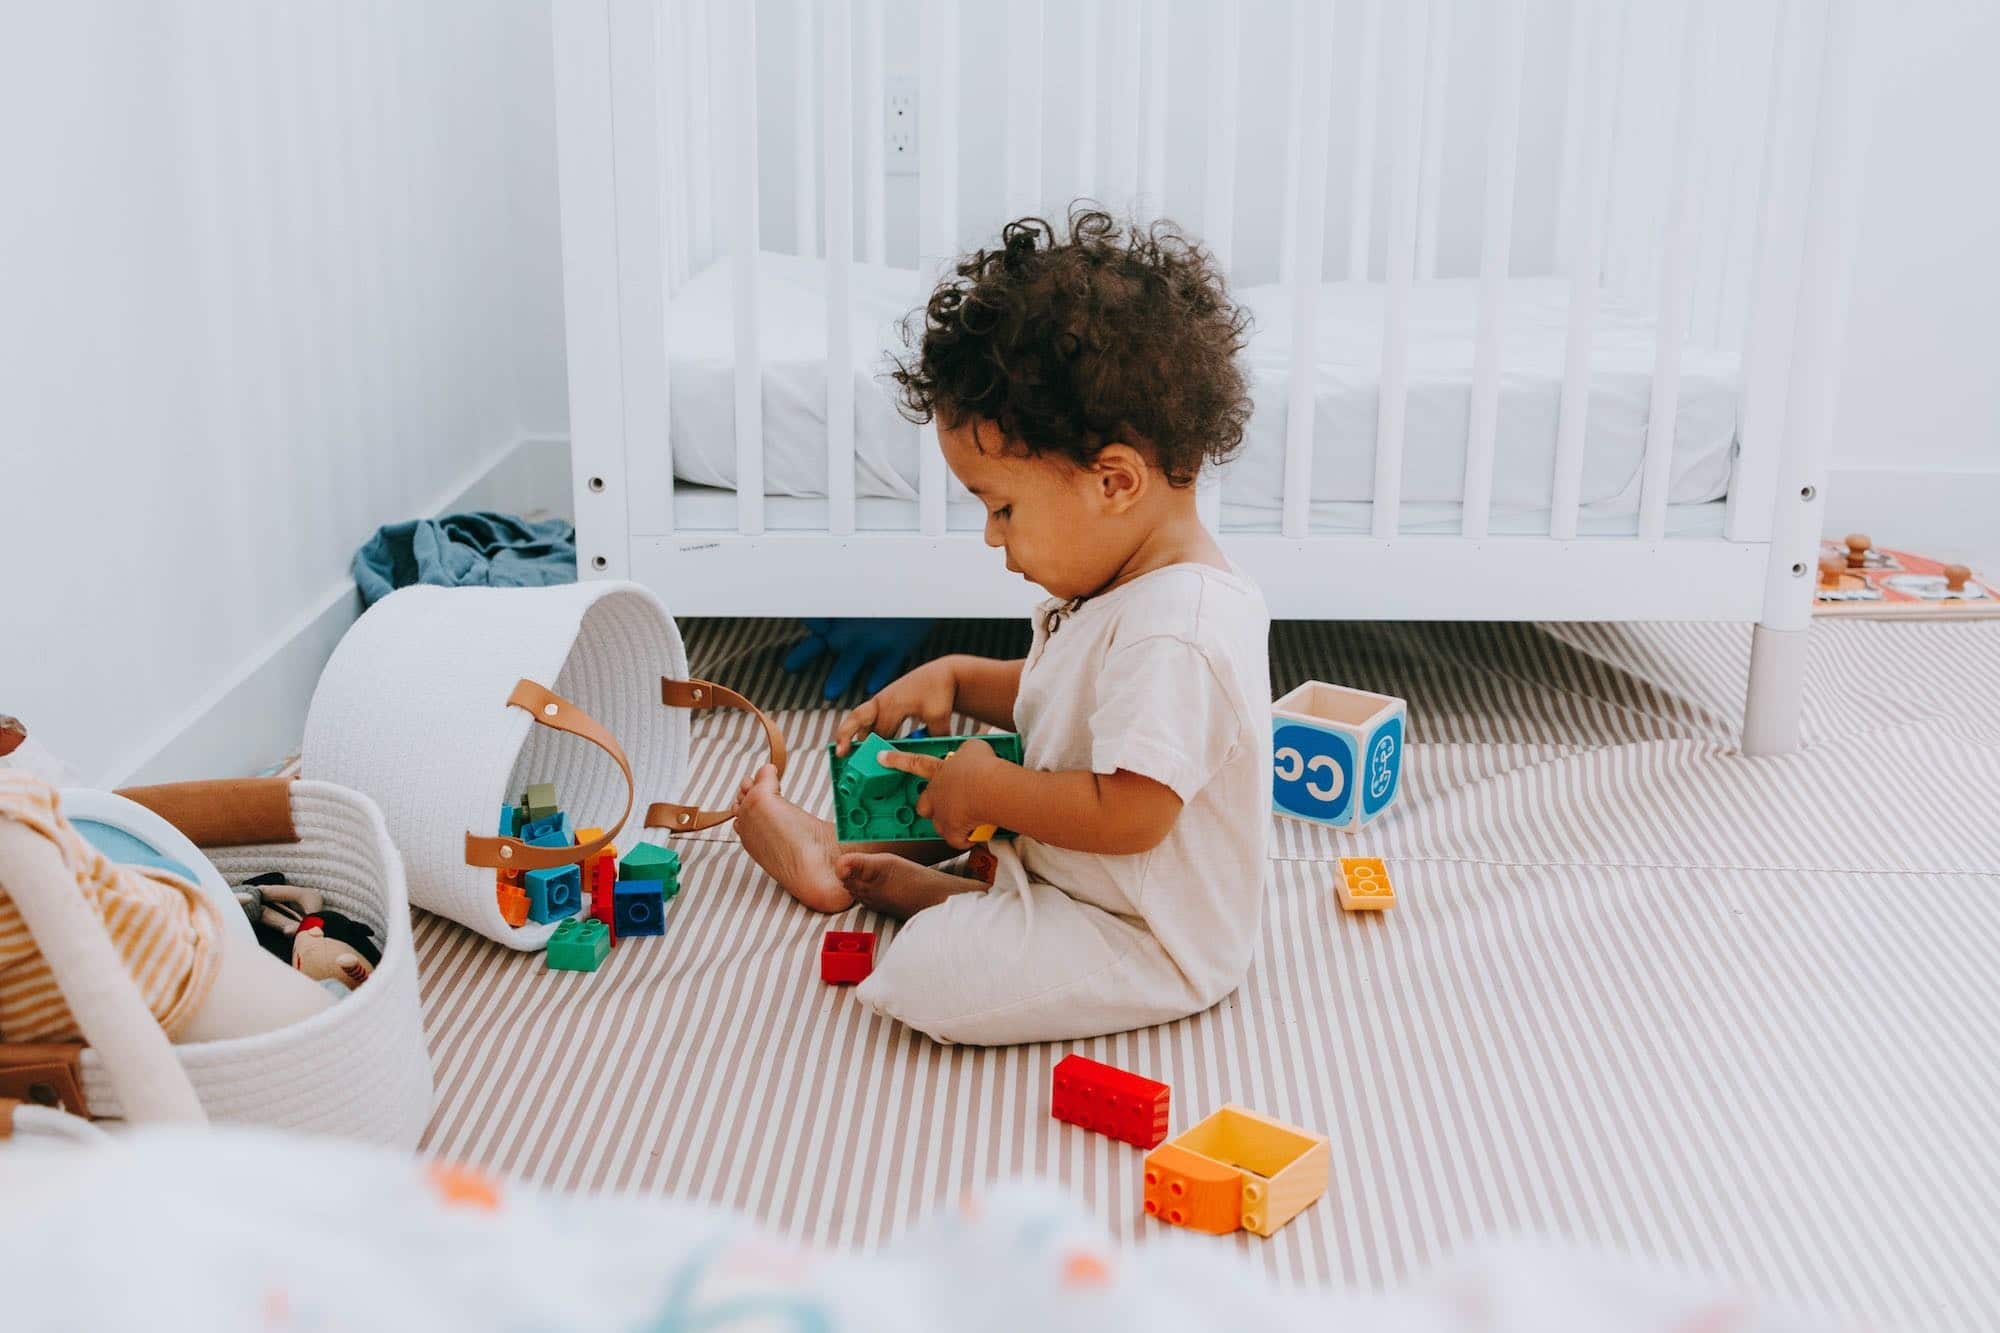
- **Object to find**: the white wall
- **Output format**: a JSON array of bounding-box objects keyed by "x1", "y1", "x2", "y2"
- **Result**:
[{"x1": 1, "y1": 0, "x2": 560, "y2": 784}]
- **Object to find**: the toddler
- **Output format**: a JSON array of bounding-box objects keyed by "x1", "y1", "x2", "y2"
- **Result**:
[{"x1": 734, "y1": 209, "x2": 1271, "y2": 1045}]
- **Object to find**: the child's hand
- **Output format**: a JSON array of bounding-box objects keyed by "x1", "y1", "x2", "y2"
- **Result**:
[
  {"x1": 877, "y1": 738, "x2": 1002, "y2": 848},
  {"x1": 833, "y1": 658, "x2": 958, "y2": 755}
]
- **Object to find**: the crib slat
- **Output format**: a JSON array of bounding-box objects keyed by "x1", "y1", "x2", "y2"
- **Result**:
[
  {"x1": 1346, "y1": 0, "x2": 1383, "y2": 280},
  {"x1": 1371, "y1": 0, "x2": 1428, "y2": 539},
  {"x1": 687, "y1": 0, "x2": 715, "y2": 269},
  {"x1": 1277, "y1": 0, "x2": 1307, "y2": 284},
  {"x1": 1727, "y1": 0, "x2": 1818, "y2": 543},
  {"x1": 1140, "y1": 0, "x2": 1169, "y2": 207},
  {"x1": 1415, "y1": 0, "x2": 1452, "y2": 280},
  {"x1": 1638, "y1": 0, "x2": 1705, "y2": 542},
  {"x1": 728, "y1": 0, "x2": 763, "y2": 534},
  {"x1": 1006, "y1": 0, "x2": 1044, "y2": 219},
  {"x1": 1462, "y1": 0, "x2": 1526, "y2": 540},
  {"x1": 917, "y1": 0, "x2": 959, "y2": 537},
  {"x1": 1552, "y1": 0, "x2": 1589, "y2": 275},
  {"x1": 860, "y1": 0, "x2": 885, "y2": 265},
  {"x1": 823, "y1": 0, "x2": 856, "y2": 536},
  {"x1": 608, "y1": 0, "x2": 672, "y2": 538},
  {"x1": 1075, "y1": 0, "x2": 1099, "y2": 197},
  {"x1": 1282, "y1": 0, "x2": 1336, "y2": 540},
  {"x1": 1112, "y1": 0, "x2": 1141, "y2": 204},
  {"x1": 1550, "y1": 4, "x2": 1613, "y2": 540},
  {"x1": 659, "y1": 0, "x2": 689, "y2": 292},
  {"x1": 1202, "y1": 0, "x2": 1241, "y2": 272},
  {"x1": 792, "y1": 0, "x2": 816, "y2": 258}
]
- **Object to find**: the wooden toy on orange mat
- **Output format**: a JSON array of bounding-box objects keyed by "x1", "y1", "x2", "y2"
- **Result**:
[{"x1": 1815, "y1": 533, "x2": 1996, "y2": 617}]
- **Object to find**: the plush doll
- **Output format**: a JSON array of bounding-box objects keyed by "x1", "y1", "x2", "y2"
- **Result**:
[{"x1": 239, "y1": 873, "x2": 380, "y2": 991}]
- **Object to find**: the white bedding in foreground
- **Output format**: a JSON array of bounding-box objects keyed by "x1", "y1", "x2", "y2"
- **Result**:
[
  {"x1": 0, "y1": 1128, "x2": 1844, "y2": 1332},
  {"x1": 664, "y1": 253, "x2": 1740, "y2": 521}
]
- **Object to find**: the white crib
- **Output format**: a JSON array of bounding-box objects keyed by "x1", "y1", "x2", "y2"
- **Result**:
[{"x1": 550, "y1": 0, "x2": 1873, "y2": 753}]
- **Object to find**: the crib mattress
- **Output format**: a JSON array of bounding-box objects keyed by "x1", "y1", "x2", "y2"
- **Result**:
[
  {"x1": 663, "y1": 254, "x2": 1740, "y2": 518},
  {"x1": 414, "y1": 616, "x2": 2000, "y2": 1333},
  {"x1": 663, "y1": 480, "x2": 1731, "y2": 539}
]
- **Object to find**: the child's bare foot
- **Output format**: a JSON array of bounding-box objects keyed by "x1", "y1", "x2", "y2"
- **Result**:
[
  {"x1": 733, "y1": 765, "x2": 851, "y2": 913},
  {"x1": 835, "y1": 852, "x2": 983, "y2": 921}
]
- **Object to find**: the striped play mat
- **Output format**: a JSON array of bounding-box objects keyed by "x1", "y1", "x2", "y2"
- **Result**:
[{"x1": 412, "y1": 616, "x2": 2000, "y2": 1332}]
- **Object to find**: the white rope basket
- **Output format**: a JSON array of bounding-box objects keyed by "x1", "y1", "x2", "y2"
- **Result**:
[
  {"x1": 2, "y1": 780, "x2": 433, "y2": 1150},
  {"x1": 301, "y1": 581, "x2": 693, "y2": 949}
]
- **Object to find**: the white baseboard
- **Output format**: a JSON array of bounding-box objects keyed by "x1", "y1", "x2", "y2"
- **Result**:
[
  {"x1": 1823, "y1": 464, "x2": 2000, "y2": 575},
  {"x1": 114, "y1": 435, "x2": 573, "y2": 787}
]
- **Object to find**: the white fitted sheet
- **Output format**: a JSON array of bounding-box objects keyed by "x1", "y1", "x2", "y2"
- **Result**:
[{"x1": 664, "y1": 253, "x2": 1740, "y2": 525}]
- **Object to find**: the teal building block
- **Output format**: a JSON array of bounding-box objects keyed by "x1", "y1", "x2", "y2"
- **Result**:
[
  {"x1": 613, "y1": 879, "x2": 667, "y2": 937},
  {"x1": 525, "y1": 863, "x2": 581, "y2": 922},
  {"x1": 522, "y1": 783, "x2": 558, "y2": 822},
  {"x1": 619, "y1": 842, "x2": 681, "y2": 884},
  {"x1": 546, "y1": 918, "x2": 610, "y2": 971},
  {"x1": 499, "y1": 804, "x2": 523, "y2": 838},
  {"x1": 827, "y1": 732, "x2": 1024, "y2": 844}
]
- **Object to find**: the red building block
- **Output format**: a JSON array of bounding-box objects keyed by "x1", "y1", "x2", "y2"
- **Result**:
[
  {"x1": 1050, "y1": 1054, "x2": 1171, "y2": 1149},
  {"x1": 585, "y1": 851, "x2": 620, "y2": 946},
  {"x1": 821, "y1": 931, "x2": 875, "y2": 984}
]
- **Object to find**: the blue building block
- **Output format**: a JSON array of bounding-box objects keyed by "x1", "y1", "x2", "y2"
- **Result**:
[
  {"x1": 1270, "y1": 681, "x2": 1406, "y2": 830},
  {"x1": 613, "y1": 879, "x2": 666, "y2": 937},
  {"x1": 523, "y1": 812, "x2": 573, "y2": 845},
  {"x1": 525, "y1": 863, "x2": 581, "y2": 923},
  {"x1": 499, "y1": 804, "x2": 524, "y2": 838}
]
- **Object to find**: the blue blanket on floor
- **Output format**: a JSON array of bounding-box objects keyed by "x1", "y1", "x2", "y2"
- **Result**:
[{"x1": 352, "y1": 511, "x2": 575, "y2": 607}]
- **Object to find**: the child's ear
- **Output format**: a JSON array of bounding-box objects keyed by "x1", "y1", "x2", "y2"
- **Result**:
[{"x1": 1092, "y1": 444, "x2": 1149, "y2": 513}]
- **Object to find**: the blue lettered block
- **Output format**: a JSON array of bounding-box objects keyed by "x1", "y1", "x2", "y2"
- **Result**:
[
  {"x1": 525, "y1": 863, "x2": 581, "y2": 922},
  {"x1": 1271, "y1": 681, "x2": 1405, "y2": 831},
  {"x1": 613, "y1": 879, "x2": 667, "y2": 937}
]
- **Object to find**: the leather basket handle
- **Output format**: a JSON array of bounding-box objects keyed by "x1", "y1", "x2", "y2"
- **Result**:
[
  {"x1": 464, "y1": 680, "x2": 633, "y2": 873},
  {"x1": 645, "y1": 678, "x2": 787, "y2": 834}
]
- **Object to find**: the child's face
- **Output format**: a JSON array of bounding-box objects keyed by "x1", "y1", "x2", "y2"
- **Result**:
[{"x1": 937, "y1": 417, "x2": 1139, "y2": 602}]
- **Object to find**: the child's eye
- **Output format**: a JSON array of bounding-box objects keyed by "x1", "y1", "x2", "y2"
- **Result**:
[{"x1": 991, "y1": 506, "x2": 1011, "y2": 520}]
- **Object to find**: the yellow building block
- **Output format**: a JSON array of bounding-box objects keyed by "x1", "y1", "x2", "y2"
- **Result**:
[
  {"x1": 1336, "y1": 856, "x2": 1396, "y2": 911},
  {"x1": 1146, "y1": 1105, "x2": 1330, "y2": 1239}
]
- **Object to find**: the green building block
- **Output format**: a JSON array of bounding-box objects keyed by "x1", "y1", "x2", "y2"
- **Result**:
[
  {"x1": 546, "y1": 917, "x2": 609, "y2": 972},
  {"x1": 619, "y1": 842, "x2": 681, "y2": 885},
  {"x1": 827, "y1": 732, "x2": 1024, "y2": 844},
  {"x1": 522, "y1": 783, "x2": 559, "y2": 822}
]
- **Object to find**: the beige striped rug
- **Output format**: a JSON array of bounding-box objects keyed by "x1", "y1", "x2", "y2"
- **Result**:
[{"x1": 412, "y1": 617, "x2": 2000, "y2": 1332}]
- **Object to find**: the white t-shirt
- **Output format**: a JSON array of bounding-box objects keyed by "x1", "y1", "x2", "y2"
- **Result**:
[{"x1": 1012, "y1": 561, "x2": 1273, "y2": 1008}]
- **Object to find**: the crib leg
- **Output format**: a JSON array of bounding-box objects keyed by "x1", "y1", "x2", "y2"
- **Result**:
[{"x1": 1740, "y1": 623, "x2": 1807, "y2": 756}]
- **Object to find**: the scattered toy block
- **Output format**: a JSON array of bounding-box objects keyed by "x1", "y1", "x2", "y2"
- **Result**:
[
  {"x1": 499, "y1": 804, "x2": 524, "y2": 838},
  {"x1": 618, "y1": 842, "x2": 681, "y2": 885},
  {"x1": 1271, "y1": 681, "x2": 1405, "y2": 832},
  {"x1": 1146, "y1": 1105, "x2": 1330, "y2": 1239},
  {"x1": 613, "y1": 879, "x2": 666, "y2": 937},
  {"x1": 496, "y1": 881, "x2": 529, "y2": 928},
  {"x1": 1335, "y1": 857, "x2": 1395, "y2": 912},
  {"x1": 827, "y1": 731, "x2": 1025, "y2": 845},
  {"x1": 1050, "y1": 1054, "x2": 1171, "y2": 1149},
  {"x1": 546, "y1": 918, "x2": 610, "y2": 972},
  {"x1": 821, "y1": 931, "x2": 874, "y2": 984},
  {"x1": 523, "y1": 812, "x2": 573, "y2": 845},
  {"x1": 965, "y1": 843, "x2": 999, "y2": 885},
  {"x1": 1143, "y1": 1142, "x2": 1244, "y2": 1235},
  {"x1": 524, "y1": 864, "x2": 581, "y2": 923},
  {"x1": 521, "y1": 783, "x2": 558, "y2": 822}
]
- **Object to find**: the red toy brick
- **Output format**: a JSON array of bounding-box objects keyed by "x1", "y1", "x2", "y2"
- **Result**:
[
  {"x1": 586, "y1": 851, "x2": 620, "y2": 946},
  {"x1": 821, "y1": 931, "x2": 875, "y2": 985},
  {"x1": 1050, "y1": 1054, "x2": 1171, "y2": 1149}
]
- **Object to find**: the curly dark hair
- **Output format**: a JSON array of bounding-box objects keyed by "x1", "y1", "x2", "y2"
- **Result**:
[{"x1": 890, "y1": 206, "x2": 1253, "y2": 487}]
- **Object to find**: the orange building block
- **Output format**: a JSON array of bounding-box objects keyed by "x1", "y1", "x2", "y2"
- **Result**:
[
  {"x1": 1336, "y1": 856, "x2": 1395, "y2": 911},
  {"x1": 965, "y1": 843, "x2": 999, "y2": 885},
  {"x1": 497, "y1": 879, "x2": 529, "y2": 927},
  {"x1": 1142, "y1": 1142, "x2": 1243, "y2": 1235}
]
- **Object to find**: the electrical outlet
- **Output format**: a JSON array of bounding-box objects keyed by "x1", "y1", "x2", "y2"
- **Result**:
[{"x1": 885, "y1": 74, "x2": 918, "y2": 175}]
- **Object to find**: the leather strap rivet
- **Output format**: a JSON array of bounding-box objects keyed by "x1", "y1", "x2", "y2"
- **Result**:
[
  {"x1": 678, "y1": 812, "x2": 691, "y2": 826},
  {"x1": 692, "y1": 687, "x2": 704, "y2": 701},
  {"x1": 500, "y1": 845, "x2": 513, "y2": 860},
  {"x1": 544, "y1": 703, "x2": 559, "y2": 716}
]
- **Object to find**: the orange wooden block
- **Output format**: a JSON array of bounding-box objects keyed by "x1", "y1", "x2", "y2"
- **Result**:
[
  {"x1": 1142, "y1": 1142, "x2": 1243, "y2": 1235},
  {"x1": 1336, "y1": 856, "x2": 1395, "y2": 911}
]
